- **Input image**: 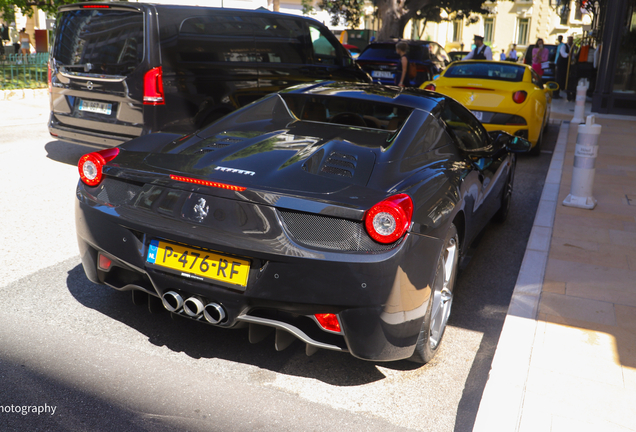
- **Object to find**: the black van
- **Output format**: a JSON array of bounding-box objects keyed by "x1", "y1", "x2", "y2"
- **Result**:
[{"x1": 49, "y1": 2, "x2": 371, "y2": 148}]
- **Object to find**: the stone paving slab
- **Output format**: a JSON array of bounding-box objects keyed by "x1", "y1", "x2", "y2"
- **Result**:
[{"x1": 474, "y1": 112, "x2": 636, "y2": 431}]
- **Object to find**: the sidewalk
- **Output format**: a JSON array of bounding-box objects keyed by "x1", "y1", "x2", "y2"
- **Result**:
[{"x1": 474, "y1": 98, "x2": 636, "y2": 431}]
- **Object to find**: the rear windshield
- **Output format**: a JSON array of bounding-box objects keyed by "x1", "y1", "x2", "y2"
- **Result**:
[
  {"x1": 357, "y1": 43, "x2": 429, "y2": 62},
  {"x1": 201, "y1": 93, "x2": 413, "y2": 139},
  {"x1": 53, "y1": 9, "x2": 144, "y2": 76},
  {"x1": 445, "y1": 63, "x2": 526, "y2": 82}
]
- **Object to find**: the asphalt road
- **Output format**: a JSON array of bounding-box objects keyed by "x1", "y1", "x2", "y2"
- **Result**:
[{"x1": 0, "y1": 96, "x2": 558, "y2": 432}]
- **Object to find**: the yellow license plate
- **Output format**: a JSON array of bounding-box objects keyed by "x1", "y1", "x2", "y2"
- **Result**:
[{"x1": 147, "y1": 240, "x2": 250, "y2": 287}]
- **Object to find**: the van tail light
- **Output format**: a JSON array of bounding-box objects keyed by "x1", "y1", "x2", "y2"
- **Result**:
[
  {"x1": 364, "y1": 194, "x2": 413, "y2": 244},
  {"x1": 314, "y1": 314, "x2": 341, "y2": 333},
  {"x1": 512, "y1": 90, "x2": 527, "y2": 104},
  {"x1": 424, "y1": 83, "x2": 436, "y2": 91},
  {"x1": 47, "y1": 61, "x2": 52, "y2": 93},
  {"x1": 144, "y1": 66, "x2": 165, "y2": 105},
  {"x1": 78, "y1": 148, "x2": 119, "y2": 187}
]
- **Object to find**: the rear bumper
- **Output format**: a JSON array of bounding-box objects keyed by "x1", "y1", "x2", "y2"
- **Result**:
[
  {"x1": 49, "y1": 114, "x2": 137, "y2": 148},
  {"x1": 75, "y1": 189, "x2": 443, "y2": 361}
]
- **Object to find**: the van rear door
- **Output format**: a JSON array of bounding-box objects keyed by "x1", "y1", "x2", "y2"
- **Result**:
[{"x1": 49, "y1": 4, "x2": 149, "y2": 147}]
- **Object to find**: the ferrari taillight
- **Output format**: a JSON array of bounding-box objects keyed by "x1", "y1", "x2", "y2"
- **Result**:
[
  {"x1": 364, "y1": 194, "x2": 413, "y2": 244},
  {"x1": 513, "y1": 90, "x2": 527, "y2": 104},
  {"x1": 78, "y1": 148, "x2": 119, "y2": 187},
  {"x1": 143, "y1": 66, "x2": 165, "y2": 105},
  {"x1": 314, "y1": 313, "x2": 341, "y2": 333},
  {"x1": 424, "y1": 83, "x2": 436, "y2": 91}
]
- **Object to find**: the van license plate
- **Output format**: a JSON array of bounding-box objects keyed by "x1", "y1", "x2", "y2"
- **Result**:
[
  {"x1": 372, "y1": 71, "x2": 394, "y2": 79},
  {"x1": 79, "y1": 99, "x2": 112, "y2": 115}
]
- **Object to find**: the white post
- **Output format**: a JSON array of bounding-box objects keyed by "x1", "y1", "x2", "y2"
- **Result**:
[
  {"x1": 563, "y1": 115, "x2": 601, "y2": 210},
  {"x1": 571, "y1": 78, "x2": 589, "y2": 124}
]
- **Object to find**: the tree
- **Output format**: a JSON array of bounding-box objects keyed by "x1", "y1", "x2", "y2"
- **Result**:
[
  {"x1": 1, "y1": 0, "x2": 84, "y2": 20},
  {"x1": 319, "y1": 0, "x2": 366, "y2": 29},
  {"x1": 316, "y1": 0, "x2": 491, "y2": 40}
]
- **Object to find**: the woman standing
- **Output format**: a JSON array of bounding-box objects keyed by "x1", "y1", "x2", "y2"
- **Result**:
[
  {"x1": 394, "y1": 41, "x2": 409, "y2": 87},
  {"x1": 532, "y1": 38, "x2": 549, "y2": 77},
  {"x1": 19, "y1": 28, "x2": 31, "y2": 56}
]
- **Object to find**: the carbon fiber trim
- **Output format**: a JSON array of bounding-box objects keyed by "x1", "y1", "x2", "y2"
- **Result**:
[
  {"x1": 95, "y1": 177, "x2": 143, "y2": 206},
  {"x1": 278, "y1": 209, "x2": 398, "y2": 252}
]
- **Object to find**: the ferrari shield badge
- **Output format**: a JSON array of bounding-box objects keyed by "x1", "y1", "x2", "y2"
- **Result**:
[{"x1": 193, "y1": 198, "x2": 209, "y2": 222}]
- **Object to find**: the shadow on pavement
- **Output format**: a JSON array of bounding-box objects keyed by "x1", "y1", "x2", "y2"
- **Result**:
[
  {"x1": 45, "y1": 140, "x2": 96, "y2": 166},
  {"x1": 65, "y1": 263, "x2": 401, "y2": 386}
]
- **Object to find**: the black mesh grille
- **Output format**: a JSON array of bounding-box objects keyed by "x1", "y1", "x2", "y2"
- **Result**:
[
  {"x1": 278, "y1": 210, "x2": 398, "y2": 252},
  {"x1": 95, "y1": 177, "x2": 143, "y2": 206}
]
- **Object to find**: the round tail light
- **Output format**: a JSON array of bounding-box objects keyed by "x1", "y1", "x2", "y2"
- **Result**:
[
  {"x1": 512, "y1": 90, "x2": 527, "y2": 104},
  {"x1": 78, "y1": 148, "x2": 119, "y2": 186},
  {"x1": 364, "y1": 194, "x2": 413, "y2": 244},
  {"x1": 424, "y1": 83, "x2": 436, "y2": 91}
]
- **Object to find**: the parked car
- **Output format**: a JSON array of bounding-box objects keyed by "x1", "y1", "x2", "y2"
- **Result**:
[
  {"x1": 75, "y1": 81, "x2": 531, "y2": 363},
  {"x1": 342, "y1": 43, "x2": 361, "y2": 59},
  {"x1": 523, "y1": 44, "x2": 558, "y2": 83},
  {"x1": 422, "y1": 60, "x2": 558, "y2": 155},
  {"x1": 355, "y1": 39, "x2": 450, "y2": 87},
  {"x1": 449, "y1": 51, "x2": 470, "y2": 63},
  {"x1": 48, "y1": 2, "x2": 370, "y2": 148}
]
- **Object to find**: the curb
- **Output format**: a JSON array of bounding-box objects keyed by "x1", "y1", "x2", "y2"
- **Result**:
[
  {"x1": 472, "y1": 120, "x2": 570, "y2": 431},
  {"x1": 0, "y1": 88, "x2": 48, "y2": 101}
]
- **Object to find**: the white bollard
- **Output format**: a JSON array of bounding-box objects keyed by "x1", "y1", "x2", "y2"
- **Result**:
[
  {"x1": 563, "y1": 115, "x2": 601, "y2": 210},
  {"x1": 571, "y1": 78, "x2": 589, "y2": 124}
]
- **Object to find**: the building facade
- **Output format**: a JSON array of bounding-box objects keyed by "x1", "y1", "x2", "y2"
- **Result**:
[{"x1": 592, "y1": 0, "x2": 636, "y2": 116}]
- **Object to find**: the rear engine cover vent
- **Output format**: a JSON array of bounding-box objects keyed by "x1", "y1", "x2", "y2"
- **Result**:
[
  {"x1": 195, "y1": 135, "x2": 246, "y2": 153},
  {"x1": 320, "y1": 152, "x2": 357, "y2": 178}
]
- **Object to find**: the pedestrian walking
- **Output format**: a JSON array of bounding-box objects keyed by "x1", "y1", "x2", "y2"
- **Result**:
[
  {"x1": 394, "y1": 41, "x2": 409, "y2": 87},
  {"x1": 508, "y1": 44, "x2": 518, "y2": 62},
  {"x1": 531, "y1": 38, "x2": 549, "y2": 77},
  {"x1": 463, "y1": 35, "x2": 492, "y2": 60},
  {"x1": 19, "y1": 28, "x2": 31, "y2": 57},
  {"x1": 555, "y1": 35, "x2": 573, "y2": 99},
  {"x1": 499, "y1": 49, "x2": 506, "y2": 61}
]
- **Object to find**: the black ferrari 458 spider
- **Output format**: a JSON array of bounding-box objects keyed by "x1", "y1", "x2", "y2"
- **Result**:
[{"x1": 75, "y1": 82, "x2": 530, "y2": 363}]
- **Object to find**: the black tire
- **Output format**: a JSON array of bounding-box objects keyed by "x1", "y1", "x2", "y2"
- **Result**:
[
  {"x1": 409, "y1": 224, "x2": 460, "y2": 364},
  {"x1": 529, "y1": 118, "x2": 546, "y2": 156},
  {"x1": 493, "y1": 164, "x2": 515, "y2": 223}
]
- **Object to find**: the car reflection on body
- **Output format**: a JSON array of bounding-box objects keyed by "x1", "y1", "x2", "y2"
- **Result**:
[
  {"x1": 422, "y1": 60, "x2": 558, "y2": 155},
  {"x1": 75, "y1": 82, "x2": 530, "y2": 363}
]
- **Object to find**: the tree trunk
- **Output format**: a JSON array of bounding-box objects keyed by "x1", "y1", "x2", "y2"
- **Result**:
[{"x1": 376, "y1": 0, "x2": 432, "y2": 40}]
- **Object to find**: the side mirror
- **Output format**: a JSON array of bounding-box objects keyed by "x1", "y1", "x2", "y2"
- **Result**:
[
  {"x1": 545, "y1": 81, "x2": 559, "y2": 91},
  {"x1": 489, "y1": 131, "x2": 532, "y2": 153}
]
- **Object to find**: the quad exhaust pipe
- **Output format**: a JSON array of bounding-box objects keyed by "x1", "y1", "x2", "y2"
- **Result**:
[
  {"x1": 203, "y1": 302, "x2": 226, "y2": 324},
  {"x1": 162, "y1": 291, "x2": 184, "y2": 312},
  {"x1": 161, "y1": 291, "x2": 225, "y2": 324}
]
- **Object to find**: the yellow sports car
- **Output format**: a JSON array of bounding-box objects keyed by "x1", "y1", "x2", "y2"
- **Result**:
[{"x1": 421, "y1": 60, "x2": 558, "y2": 155}]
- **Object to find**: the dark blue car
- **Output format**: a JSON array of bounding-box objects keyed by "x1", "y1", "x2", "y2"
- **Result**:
[{"x1": 356, "y1": 39, "x2": 450, "y2": 87}]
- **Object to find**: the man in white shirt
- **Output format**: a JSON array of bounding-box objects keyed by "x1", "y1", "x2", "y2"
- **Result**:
[
  {"x1": 556, "y1": 35, "x2": 573, "y2": 99},
  {"x1": 463, "y1": 35, "x2": 493, "y2": 60},
  {"x1": 509, "y1": 44, "x2": 518, "y2": 62}
]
